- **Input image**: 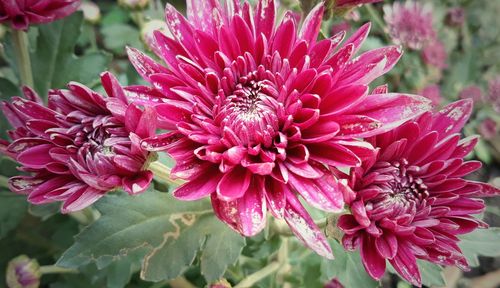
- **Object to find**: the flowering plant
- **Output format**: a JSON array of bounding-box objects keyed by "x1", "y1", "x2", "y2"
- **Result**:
[{"x1": 0, "y1": 0, "x2": 499, "y2": 288}]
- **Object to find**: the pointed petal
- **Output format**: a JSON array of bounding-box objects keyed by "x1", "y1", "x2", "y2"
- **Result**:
[
  {"x1": 284, "y1": 190, "x2": 334, "y2": 259},
  {"x1": 173, "y1": 166, "x2": 222, "y2": 200}
]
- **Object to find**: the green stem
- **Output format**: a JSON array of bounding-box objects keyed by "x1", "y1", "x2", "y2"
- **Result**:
[
  {"x1": 234, "y1": 262, "x2": 281, "y2": 288},
  {"x1": 364, "y1": 4, "x2": 390, "y2": 42},
  {"x1": 276, "y1": 238, "x2": 290, "y2": 286},
  {"x1": 148, "y1": 161, "x2": 185, "y2": 187},
  {"x1": 88, "y1": 25, "x2": 98, "y2": 51},
  {"x1": 39, "y1": 265, "x2": 78, "y2": 274},
  {"x1": 12, "y1": 29, "x2": 34, "y2": 87}
]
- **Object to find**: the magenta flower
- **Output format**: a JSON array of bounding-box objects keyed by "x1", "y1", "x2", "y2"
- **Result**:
[
  {"x1": 459, "y1": 85, "x2": 482, "y2": 102},
  {"x1": 132, "y1": 0, "x2": 431, "y2": 258},
  {"x1": 1, "y1": 72, "x2": 156, "y2": 212},
  {"x1": 487, "y1": 76, "x2": 500, "y2": 113},
  {"x1": 446, "y1": 7, "x2": 465, "y2": 27},
  {"x1": 384, "y1": 1, "x2": 436, "y2": 50},
  {"x1": 337, "y1": 100, "x2": 500, "y2": 286},
  {"x1": 478, "y1": 118, "x2": 497, "y2": 140},
  {"x1": 0, "y1": 0, "x2": 81, "y2": 30},
  {"x1": 422, "y1": 40, "x2": 448, "y2": 69},
  {"x1": 420, "y1": 84, "x2": 442, "y2": 106}
]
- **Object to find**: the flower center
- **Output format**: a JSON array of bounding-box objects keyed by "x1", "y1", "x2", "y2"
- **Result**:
[
  {"x1": 387, "y1": 159, "x2": 429, "y2": 201},
  {"x1": 218, "y1": 79, "x2": 280, "y2": 146},
  {"x1": 367, "y1": 159, "x2": 429, "y2": 217},
  {"x1": 74, "y1": 115, "x2": 127, "y2": 157}
]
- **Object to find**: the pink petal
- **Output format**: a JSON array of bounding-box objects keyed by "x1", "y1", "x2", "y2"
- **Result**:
[
  {"x1": 122, "y1": 171, "x2": 154, "y2": 195},
  {"x1": 17, "y1": 144, "x2": 54, "y2": 168},
  {"x1": 431, "y1": 99, "x2": 473, "y2": 140},
  {"x1": 361, "y1": 234, "x2": 387, "y2": 279},
  {"x1": 61, "y1": 187, "x2": 105, "y2": 213},
  {"x1": 264, "y1": 179, "x2": 287, "y2": 218},
  {"x1": 173, "y1": 166, "x2": 222, "y2": 200},
  {"x1": 299, "y1": 3, "x2": 324, "y2": 44},
  {"x1": 216, "y1": 166, "x2": 252, "y2": 201},
  {"x1": 389, "y1": 244, "x2": 421, "y2": 287},
  {"x1": 211, "y1": 178, "x2": 267, "y2": 236},
  {"x1": 254, "y1": 0, "x2": 275, "y2": 40},
  {"x1": 126, "y1": 47, "x2": 168, "y2": 81},
  {"x1": 346, "y1": 93, "x2": 432, "y2": 134},
  {"x1": 284, "y1": 190, "x2": 334, "y2": 259}
]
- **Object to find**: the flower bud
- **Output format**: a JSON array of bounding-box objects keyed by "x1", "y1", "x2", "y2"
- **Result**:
[
  {"x1": 210, "y1": 279, "x2": 232, "y2": 288},
  {"x1": 325, "y1": 278, "x2": 344, "y2": 288},
  {"x1": 140, "y1": 19, "x2": 170, "y2": 52},
  {"x1": 118, "y1": 0, "x2": 150, "y2": 10},
  {"x1": 459, "y1": 85, "x2": 482, "y2": 102},
  {"x1": 478, "y1": 118, "x2": 497, "y2": 140},
  {"x1": 6, "y1": 255, "x2": 41, "y2": 288},
  {"x1": 79, "y1": 1, "x2": 101, "y2": 24},
  {"x1": 445, "y1": 7, "x2": 465, "y2": 27}
]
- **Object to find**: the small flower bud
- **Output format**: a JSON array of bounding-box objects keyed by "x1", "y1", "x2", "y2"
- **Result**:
[
  {"x1": 445, "y1": 7, "x2": 465, "y2": 27},
  {"x1": 210, "y1": 279, "x2": 232, "y2": 288},
  {"x1": 325, "y1": 278, "x2": 344, "y2": 288},
  {"x1": 6, "y1": 255, "x2": 41, "y2": 288},
  {"x1": 478, "y1": 118, "x2": 497, "y2": 140},
  {"x1": 79, "y1": 1, "x2": 101, "y2": 24},
  {"x1": 118, "y1": 0, "x2": 150, "y2": 10},
  {"x1": 140, "y1": 19, "x2": 170, "y2": 52}
]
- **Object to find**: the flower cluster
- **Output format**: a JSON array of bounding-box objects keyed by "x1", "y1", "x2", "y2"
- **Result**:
[
  {"x1": 128, "y1": 0, "x2": 431, "y2": 258},
  {"x1": 337, "y1": 100, "x2": 499, "y2": 286},
  {"x1": 384, "y1": 1, "x2": 435, "y2": 50},
  {"x1": 1, "y1": 0, "x2": 499, "y2": 286},
  {"x1": 0, "y1": 0, "x2": 80, "y2": 30},
  {"x1": 1, "y1": 73, "x2": 156, "y2": 212}
]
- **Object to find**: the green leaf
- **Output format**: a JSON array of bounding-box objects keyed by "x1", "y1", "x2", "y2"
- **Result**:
[
  {"x1": 57, "y1": 191, "x2": 245, "y2": 283},
  {"x1": 0, "y1": 192, "x2": 28, "y2": 239},
  {"x1": 0, "y1": 78, "x2": 20, "y2": 138},
  {"x1": 320, "y1": 240, "x2": 379, "y2": 288},
  {"x1": 417, "y1": 260, "x2": 445, "y2": 287},
  {"x1": 101, "y1": 24, "x2": 142, "y2": 54},
  {"x1": 459, "y1": 228, "x2": 500, "y2": 267},
  {"x1": 30, "y1": 12, "x2": 111, "y2": 97}
]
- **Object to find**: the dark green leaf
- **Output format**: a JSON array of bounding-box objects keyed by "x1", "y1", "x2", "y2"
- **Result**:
[
  {"x1": 459, "y1": 228, "x2": 500, "y2": 267},
  {"x1": 101, "y1": 24, "x2": 142, "y2": 54},
  {"x1": 417, "y1": 260, "x2": 445, "y2": 287},
  {"x1": 320, "y1": 240, "x2": 379, "y2": 288},
  {"x1": 0, "y1": 192, "x2": 28, "y2": 239},
  {"x1": 57, "y1": 191, "x2": 245, "y2": 283},
  {"x1": 30, "y1": 12, "x2": 111, "y2": 97}
]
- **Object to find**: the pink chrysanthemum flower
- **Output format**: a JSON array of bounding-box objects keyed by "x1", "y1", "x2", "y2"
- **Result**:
[
  {"x1": 132, "y1": 0, "x2": 431, "y2": 258},
  {"x1": 459, "y1": 85, "x2": 482, "y2": 102},
  {"x1": 446, "y1": 7, "x2": 465, "y2": 27},
  {"x1": 0, "y1": 0, "x2": 81, "y2": 30},
  {"x1": 384, "y1": 1, "x2": 436, "y2": 50},
  {"x1": 420, "y1": 84, "x2": 442, "y2": 106},
  {"x1": 0, "y1": 73, "x2": 156, "y2": 212},
  {"x1": 422, "y1": 40, "x2": 447, "y2": 69},
  {"x1": 478, "y1": 118, "x2": 497, "y2": 140},
  {"x1": 487, "y1": 76, "x2": 500, "y2": 112},
  {"x1": 337, "y1": 100, "x2": 500, "y2": 286}
]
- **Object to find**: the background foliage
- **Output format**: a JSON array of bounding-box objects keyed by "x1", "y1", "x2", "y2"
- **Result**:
[{"x1": 0, "y1": 0, "x2": 499, "y2": 287}]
